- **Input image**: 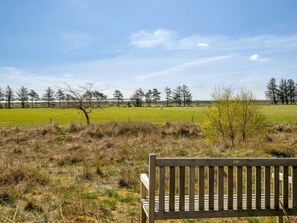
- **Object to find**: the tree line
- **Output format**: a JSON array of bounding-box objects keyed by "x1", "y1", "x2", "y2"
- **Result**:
[
  {"x1": 265, "y1": 78, "x2": 297, "y2": 104},
  {"x1": 0, "y1": 84, "x2": 192, "y2": 109}
]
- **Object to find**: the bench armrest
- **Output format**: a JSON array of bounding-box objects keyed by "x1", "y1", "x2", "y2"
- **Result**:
[{"x1": 140, "y1": 173, "x2": 149, "y2": 190}]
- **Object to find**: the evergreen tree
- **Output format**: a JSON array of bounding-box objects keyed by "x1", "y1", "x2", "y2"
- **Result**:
[
  {"x1": 0, "y1": 87, "x2": 3, "y2": 108},
  {"x1": 130, "y1": 88, "x2": 144, "y2": 107},
  {"x1": 265, "y1": 78, "x2": 278, "y2": 104},
  {"x1": 172, "y1": 86, "x2": 182, "y2": 106},
  {"x1": 93, "y1": 90, "x2": 106, "y2": 107},
  {"x1": 56, "y1": 89, "x2": 65, "y2": 108},
  {"x1": 287, "y1": 79, "x2": 296, "y2": 104},
  {"x1": 16, "y1": 86, "x2": 29, "y2": 108},
  {"x1": 113, "y1": 90, "x2": 124, "y2": 107},
  {"x1": 4, "y1": 85, "x2": 14, "y2": 108},
  {"x1": 43, "y1": 87, "x2": 55, "y2": 107},
  {"x1": 152, "y1": 88, "x2": 161, "y2": 105},
  {"x1": 164, "y1": 87, "x2": 172, "y2": 106},
  {"x1": 181, "y1": 85, "x2": 192, "y2": 106},
  {"x1": 28, "y1": 90, "x2": 39, "y2": 108},
  {"x1": 277, "y1": 79, "x2": 289, "y2": 104},
  {"x1": 145, "y1": 89, "x2": 153, "y2": 107}
]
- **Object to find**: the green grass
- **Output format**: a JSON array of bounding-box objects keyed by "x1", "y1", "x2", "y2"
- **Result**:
[
  {"x1": 0, "y1": 105, "x2": 297, "y2": 126},
  {"x1": 261, "y1": 105, "x2": 297, "y2": 123}
]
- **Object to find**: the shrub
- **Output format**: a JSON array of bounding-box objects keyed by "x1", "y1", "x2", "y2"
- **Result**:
[{"x1": 203, "y1": 88, "x2": 266, "y2": 147}]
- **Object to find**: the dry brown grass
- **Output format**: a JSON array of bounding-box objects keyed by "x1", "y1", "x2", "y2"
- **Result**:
[{"x1": 0, "y1": 122, "x2": 296, "y2": 222}]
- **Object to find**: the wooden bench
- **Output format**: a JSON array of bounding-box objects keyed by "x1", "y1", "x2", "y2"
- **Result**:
[{"x1": 140, "y1": 154, "x2": 297, "y2": 222}]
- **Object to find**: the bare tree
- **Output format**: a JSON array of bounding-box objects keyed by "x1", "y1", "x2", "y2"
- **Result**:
[{"x1": 65, "y1": 83, "x2": 101, "y2": 125}]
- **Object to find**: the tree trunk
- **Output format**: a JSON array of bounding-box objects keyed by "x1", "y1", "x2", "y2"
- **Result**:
[{"x1": 80, "y1": 108, "x2": 90, "y2": 125}]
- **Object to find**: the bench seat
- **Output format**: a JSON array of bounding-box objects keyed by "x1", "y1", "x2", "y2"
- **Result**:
[
  {"x1": 143, "y1": 195, "x2": 294, "y2": 212},
  {"x1": 143, "y1": 195, "x2": 297, "y2": 220}
]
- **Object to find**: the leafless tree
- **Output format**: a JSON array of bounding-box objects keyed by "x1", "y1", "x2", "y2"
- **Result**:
[{"x1": 64, "y1": 83, "x2": 103, "y2": 125}]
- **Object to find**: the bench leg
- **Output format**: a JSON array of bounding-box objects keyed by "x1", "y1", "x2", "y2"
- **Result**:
[
  {"x1": 141, "y1": 207, "x2": 146, "y2": 223},
  {"x1": 277, "y1": 216, "x2": 283, "y2": 223}
]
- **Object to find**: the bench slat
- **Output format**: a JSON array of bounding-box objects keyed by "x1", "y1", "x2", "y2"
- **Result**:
[
  {"x1": 189, "y1": 166, "x2": 195, "y2": 211},
  {"x1": 199, "y1": 166, "x2": 205, "y2": 210},
  {"x1": 227, "y1": 166, "x2": 233, "y2": 210},
  {"x1": 218, "y1": 166, "x2": 224, "y2": 210},
  {"x1": 169, "y1": 166, "x2": 175, "y2": 211},
  {"x1": 237, "y1": 166, "x2": 243, "y2": 210},
  {"x1": 246, "y1": 166, "x2": 252, "y2": 209},
  {"x1": 256, "y1": 166, "x2": 262, "y2": 209},
  {"x1": 265, "y1": 166, "x2": 271, "y2": 209},
  {"x1": 293, "y1": 166, "x2": 297, "y2": 208},
  {"x1": 274, "y1": 166, "x2": 280, "y2": 209},
  {"x1": 179, "y1": 166, "x2": 185, "y2": 211},
  {"x1": 209, "y1": 166, "x2": 214, "y2": 210},
  {"x1": 159, "y1": 166, "x2": 165, "y2": 212},
  {"x1": 283, "y1": 166, "x2": 289, "y2": 208}
]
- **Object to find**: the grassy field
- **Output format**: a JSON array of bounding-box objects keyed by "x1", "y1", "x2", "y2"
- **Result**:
[
  {"x1": 0, "y1": 105, "x2": 297, "y2": 127},
  {"x1": 1, "y1": 122, "x2": 297, "y2": 222}
]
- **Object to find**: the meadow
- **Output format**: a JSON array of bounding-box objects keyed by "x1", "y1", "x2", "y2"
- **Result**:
[
  {"x1": 1, "y1": 105, "x2": 297, "y2": 222},
  {"x1": 0, "y1": 105, "x2": 297, "y2": 127},
  {"x1": 1, "y1": 122, "x2": 297, "y2": 222}
]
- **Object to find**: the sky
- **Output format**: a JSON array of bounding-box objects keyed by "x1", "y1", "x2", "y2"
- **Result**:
[{"x1": 1, "y1": 0, "x2": 297, "y2": 100}]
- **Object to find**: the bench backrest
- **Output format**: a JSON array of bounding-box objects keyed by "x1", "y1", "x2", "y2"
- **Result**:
[{"x1": 148, "y1": 154, "x2": 297, "y2": 214}]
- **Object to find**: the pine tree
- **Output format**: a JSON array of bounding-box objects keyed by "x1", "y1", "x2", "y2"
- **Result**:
[
  {"x1": 5, "y1": 85, "x2": 14, "y2": 108},
  {"x1": 277, "y1": 79, "x2": 289, "y2": 104},
  {"x1": 130, "y1": 88, "x2": 144, "y2": 107},
  {"x1": 265, "y1": 78, "x2": 278, "y2": 104},
  {"x1": 164, "y1": 87, "x2": 172, "y2": 106},
  {"x1": 113, "y1": 90, "x2": 124, "y2": 107},
  {"x1": 287, "y1": 79, "x2": 296, "y2": 104},
  {"x1": 28, "y1": 90, "x2": 39, "y2": 108},
  {"x1": 16, "y1": 86, "x2": 29, "y2": 108},
  {"x1": 43, "y1": 87, "x2": 55, "y2": 107}
]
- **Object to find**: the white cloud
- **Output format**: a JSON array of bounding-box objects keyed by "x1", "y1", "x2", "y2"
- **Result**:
[
  {"x1": 137, "y1": 55, "x2": 232, "y2": 81},
  {"x1": 130, "y1": 29, "x2": 175, "y2": 48},
  {"x1": 249, "y1": 54, "x2": 270, "y2": 62},
  {"x1": 197, "y1": 42, "x2": 209, "y2": 48},
  {"x1": 250, "y1": 54, "x2": 259, "y2": 61},
  {"x1": 131, "y1": 29, "x2": 297, "y2": 53}
]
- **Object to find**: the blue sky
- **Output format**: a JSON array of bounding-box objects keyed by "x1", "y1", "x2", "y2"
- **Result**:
[{"x1": 1, "y1": 0, "x2": 297, "y2": 99}]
